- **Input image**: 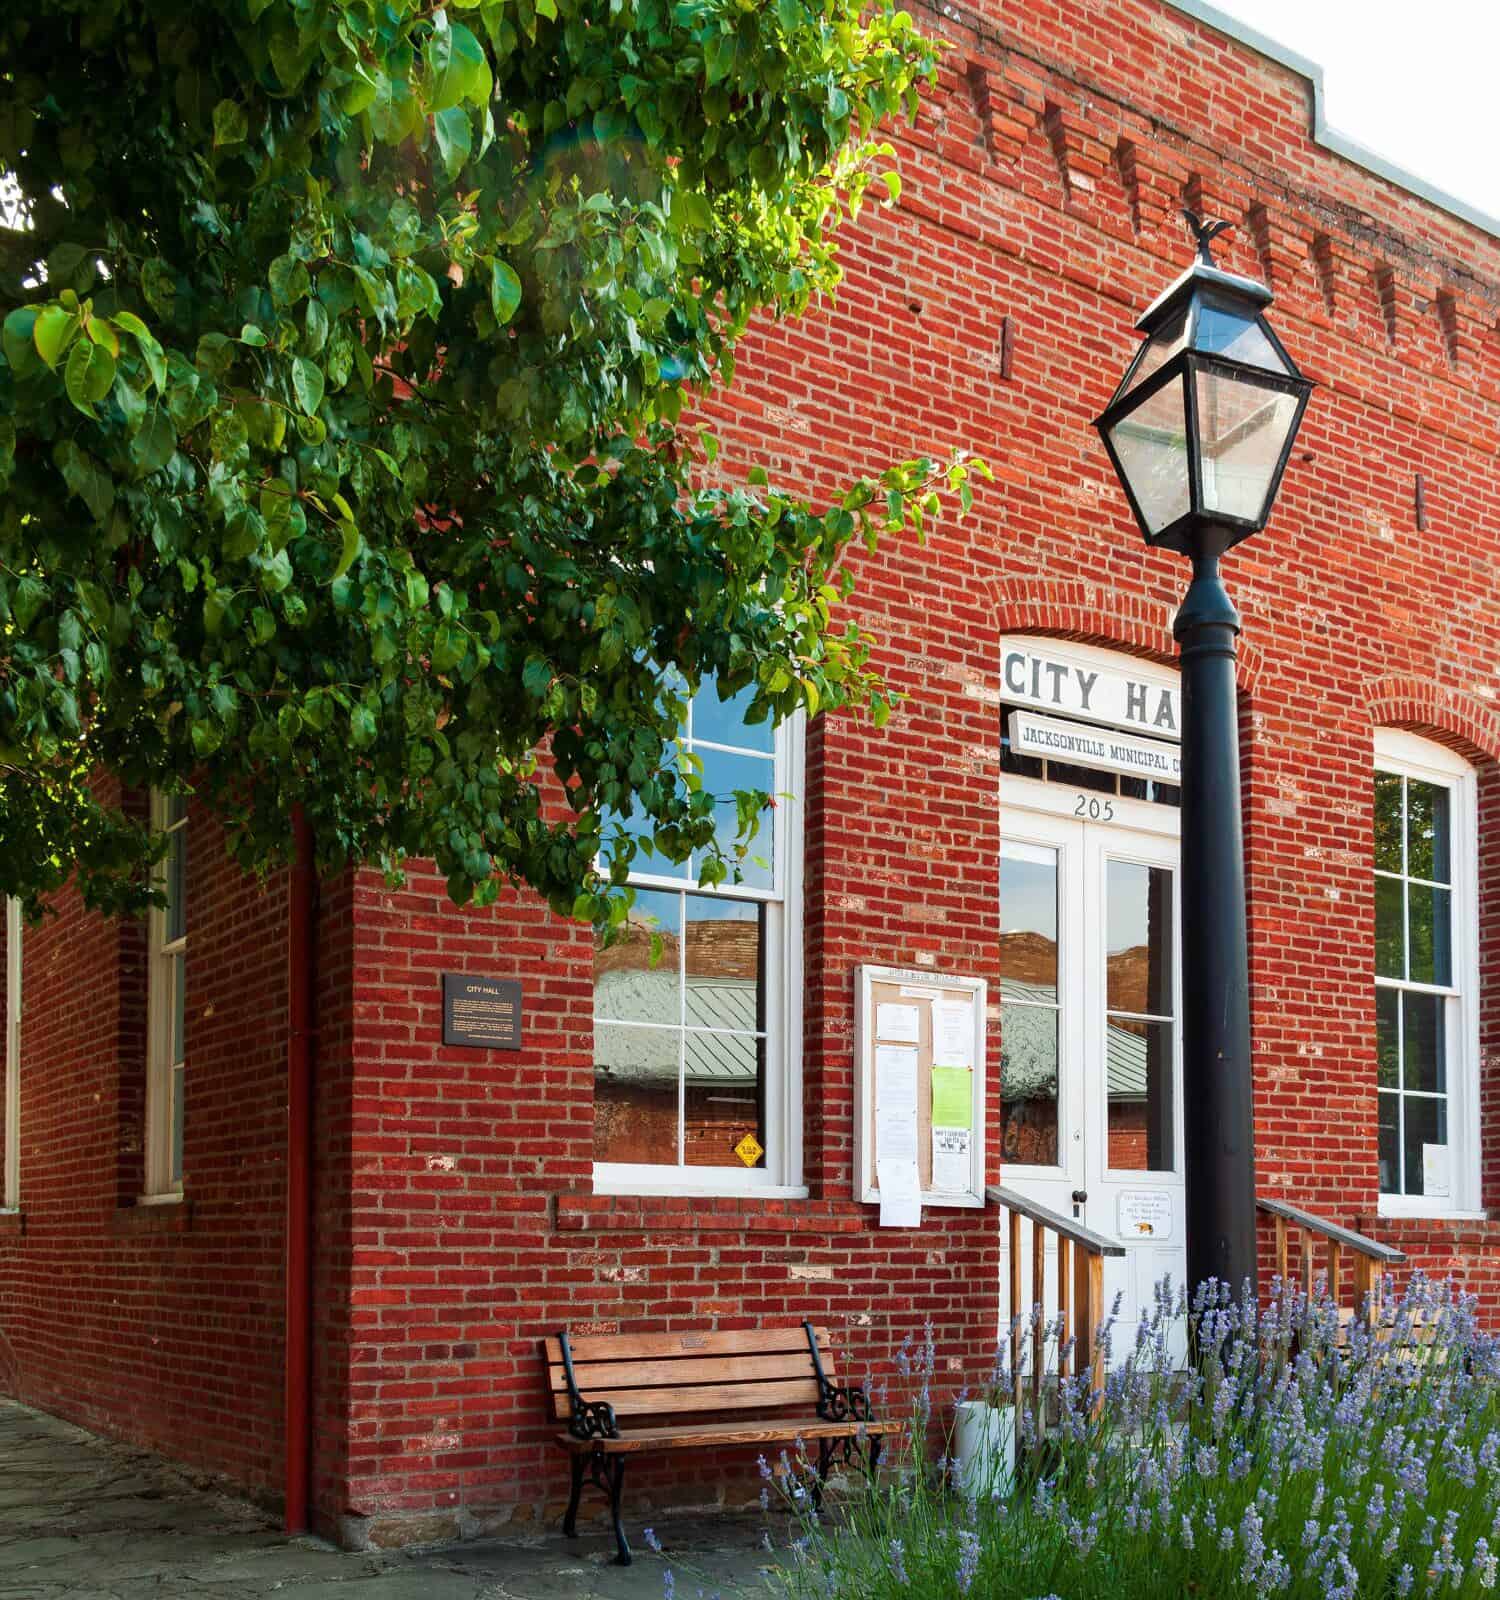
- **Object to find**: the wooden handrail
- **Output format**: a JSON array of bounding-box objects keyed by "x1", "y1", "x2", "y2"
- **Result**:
[
  {"x1": 1257, "y1": 1196, "x2": 1406, "y2": 1330},
  {"x1": 987, "y1": 1184, "x2": 1126, "y2": 1258},
  {"x1": 987, "y1": 1185, "x2": 1120, "y2": 1425},
  {"x1": 1256, "y1": 1198, "x2": 1407, "y2": 1264}
]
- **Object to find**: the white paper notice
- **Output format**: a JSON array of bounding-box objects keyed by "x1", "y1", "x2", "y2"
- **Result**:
[
  {"x1": 877, "y1": 1158, "x2": 922, "y2": 1227},
  {"x1": 931, "y1": 1126, "x2": 971, "y2": 1192},
  {"x1": 932, "y1": 1002, "x2": 973, "y2": 1068},
  {"x1": 876, "y1": 1002, "x2": 921, "y2": 1044},
  {"x1": 875, "y1": 1043, "x2": 919, "y2": 1163},
  {"x1": 1422, "y1": 1143, "x2": 1452, "y2": 1198}
]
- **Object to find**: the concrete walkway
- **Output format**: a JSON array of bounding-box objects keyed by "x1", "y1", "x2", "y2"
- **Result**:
[{"x1": 0, "y1": 1401, "x2": 785, "y2": 1600}]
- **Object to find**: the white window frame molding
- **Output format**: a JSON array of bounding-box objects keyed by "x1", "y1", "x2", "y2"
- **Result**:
[
  {"x1": 592, "y1": 711, "x2": 806, "y2": 1200},
  {"x1": 4, "y1": 897, "x2": 19, "y2": 1212},
  {"x1": 143, "y1": 790, "x2": 188, "y2": 1202},
  {"x1": 1373, "y1": 729, "x2": 1483, "y2": 1220}
]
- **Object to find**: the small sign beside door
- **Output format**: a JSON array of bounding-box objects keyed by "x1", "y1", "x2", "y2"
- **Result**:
[{"x1": 1117, "y1": 1190, "x2": 1173, "y2": 1240}]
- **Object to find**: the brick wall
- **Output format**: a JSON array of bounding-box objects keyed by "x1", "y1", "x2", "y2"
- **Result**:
[
  {"x1": 6, "y1": 0, "x2": 1500, "y2": 1544},
  {"x1": 0, "y1": 790, "x2": 291, "y2": 1497}
]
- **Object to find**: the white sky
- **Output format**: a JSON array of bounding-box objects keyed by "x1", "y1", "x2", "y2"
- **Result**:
[{"x1": 1210, "y1": 0, "x2": 1500, "y2": 223}]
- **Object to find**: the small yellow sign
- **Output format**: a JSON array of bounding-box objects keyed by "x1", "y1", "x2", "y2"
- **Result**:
[{"x1": 734, "y1": 1132, "x2": 765, "y2": 1168}]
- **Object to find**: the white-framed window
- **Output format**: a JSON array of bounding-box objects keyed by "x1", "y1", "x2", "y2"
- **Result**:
[
  {"x1": 4, "y1": 897, "x2": 19, "y2": 1211},
  {"x1": 1374, "y1": 730, "x2": 1480, "y2": 1217},
  {"x1": 592, "y1": 683, "x2": 804, "y2": 1198},
  {"x1": 144, "y1": 791, "x2": 188, "y2": 1200}
]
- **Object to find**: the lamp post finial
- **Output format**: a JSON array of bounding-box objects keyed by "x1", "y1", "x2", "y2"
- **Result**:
[{"x1": 1182, "y1": 208, "x2": 1233, "y2": 265}]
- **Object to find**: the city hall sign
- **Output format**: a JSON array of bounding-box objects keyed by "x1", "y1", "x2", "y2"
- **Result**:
[{"x1": 1001, "y1": 641, "x2": 1180, "y2": 739}]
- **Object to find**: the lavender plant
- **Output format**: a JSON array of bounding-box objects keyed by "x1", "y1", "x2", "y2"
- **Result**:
[{"x1": 766, "y1": 1277, "x2": 1500, "y2": 1600}]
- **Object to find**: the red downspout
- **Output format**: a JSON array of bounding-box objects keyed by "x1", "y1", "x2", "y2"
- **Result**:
[{"x1": 285, "y1": 809, "x2": 315, "y2": 1533}]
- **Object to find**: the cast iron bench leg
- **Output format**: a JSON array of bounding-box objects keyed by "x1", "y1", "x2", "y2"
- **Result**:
[
  {"x1": 608, "y1": 1457, "x2": 631, "y2": 1566},
  {"x1": 562, "y1": 1453, "x2": 584, "y2": 1538}
]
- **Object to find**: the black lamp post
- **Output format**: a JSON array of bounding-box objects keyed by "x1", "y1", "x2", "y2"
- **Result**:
[{"x1": 1094, "y1": 213, "x2": 1313, "y2": 1298}]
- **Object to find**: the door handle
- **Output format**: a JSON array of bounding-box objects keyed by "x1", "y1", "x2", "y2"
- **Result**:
[{"x1": 1071, "y1": 1189, "x2": 1087, "y2": 1218}]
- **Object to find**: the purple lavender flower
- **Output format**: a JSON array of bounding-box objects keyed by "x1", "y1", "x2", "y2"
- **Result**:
[
  {"x1": 887, "y1": 1538, "x2": 908, "y2": 1584},
  {"x1": 644, "y1": 1528, "x2": 662, "y2": 1554},
  {"x1": 955, "y1": 1529, "x2": 980, "y2": 1596}
]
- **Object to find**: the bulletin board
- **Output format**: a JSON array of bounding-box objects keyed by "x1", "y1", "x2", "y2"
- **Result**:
[{"x1": 852, "y1": 964, "x2": 987, "y2": 1212}]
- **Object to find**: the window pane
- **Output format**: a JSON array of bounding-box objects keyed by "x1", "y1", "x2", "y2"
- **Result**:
[
  {"x1": 1119, "y1": 309, "x2": 1188, "y2": 396},
  {"x1": 1195, "y1": 374, "x2": 1299, "y2": 523},
  {"x1": 1194, "y1": 307, "x2": 1289, "y2": 373},
  {"x1": 693, "y1": 747, "x2": 775, "y2": 891},
  {"x1": 1407, "y1": 883, "x2": 1452, "y2": 987},
  {"x1": 594, "y1": 891, "x2": 681, "y2": 1026},
  {"x1": 600, "y1": 749, "x2": 690, "y2": 881},
  {"x1": 1376, "y1": 987, "x2": 1399, "y2": 1089},
  {"x1": 1378, "y1": 1092, "x2": 1400, "y2": 1195},
  {"x1": 1107, "y1": 379, "x2": 1190, "y2": 535},
  {"x1": 1106, "y1": 860, "x2": 1173, "y2": 1016},
  {"x1": 1406, "y1": 780, "x2": 1451, "y2": 883},
  {"x1": 165, "y1": 828, "x2": 186, "y2": 944},
  {"x1": 1401, "y1": 992, "x2": 1445, "y2": 1093},
  {"x1": 171, "y1": 1063, "x2": 184, "y2": 1186},
  {"x1": 1000, "y1": 1003, "x2": 1059, "y2": 1166},
  {"x1": 684, "y1": 898, "x2": 762, "y2": 1034},
  {"x1": 1374, "y1": 876, "x2": 1404, "y2": 979},
  {"x1": 691, "y1": 675, "x2": 773, "y2": 755},
  {"x1": 1402, "y1": 1095, "x2": 1447, "y2": 1198},
  {"x1": 171, "y1": 952, "x2": 186, "y2": 1068},
  {"x1": 1049, "y1": 760, "x2": 1116, "y2": 794},
  {"x1": 1106, "y1": 1016, "x2": 1174, "y2": 1172},
  {"x1": 1374, "y1": 773, "x2": 1403, "y2": 874},
  {"x1": 684, "y1": 1032, "x2": 764, "y2": 1169},
  {"x1": 1000, "y1": 849, "x2": 1058, "y2": 994},
  {"x1": 593, "y1": 1022, "x2": 679, "y2": 1165}
]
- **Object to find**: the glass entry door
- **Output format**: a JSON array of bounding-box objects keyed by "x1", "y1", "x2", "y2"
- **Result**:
[{"x1": 998, "y1": 794, "x2": 1186, "y2": 1363}]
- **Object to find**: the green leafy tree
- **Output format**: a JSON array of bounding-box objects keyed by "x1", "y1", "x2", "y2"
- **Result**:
[{"x1": 0, "y1": 0, "x2": 981, "y2": 923}]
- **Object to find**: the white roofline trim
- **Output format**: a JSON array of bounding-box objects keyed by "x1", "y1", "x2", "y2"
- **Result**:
[{"x1": 1164, "y1": 0, "x2": 1500, "y2": 242}]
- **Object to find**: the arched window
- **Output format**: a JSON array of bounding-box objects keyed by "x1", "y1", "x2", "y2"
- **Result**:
[{"x1": 1374, "y1": 729, "x2": 1480, "y2": 1215}]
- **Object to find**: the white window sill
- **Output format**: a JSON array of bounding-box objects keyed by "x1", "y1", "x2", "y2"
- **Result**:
[
  {"x1": 1376, "y1": 1198, "x2": 1486, "y2": 1222},
  {"x1": 592, "y1": 1170, "x2": 808, "y2": 1202},
  {"x1": 135, "y1": 1191, "x2": 186, "y2": 1207}
]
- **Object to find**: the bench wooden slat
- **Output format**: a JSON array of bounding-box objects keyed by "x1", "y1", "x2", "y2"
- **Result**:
[
  {"x1": 548, "y1": 1351, "x2": 825, "y2": 1394},
  {"x1": 546, "y1": 1327, "x2": 825, "y2": 1364},
  {"x1": 599, "y1": 1378, "x2": 822, "y2": 1418},
  {"x1": 557, "y1": 1418, "x2": 900, "y2": 1454}
]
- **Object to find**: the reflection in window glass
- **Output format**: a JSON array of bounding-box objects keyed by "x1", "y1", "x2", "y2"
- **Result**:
[
  {"x1": 594, "y1": 676, "x2": 787, "y2": 1179},
  {"x1": 1105, "y1": 859, "x2": 1175, "y2": 1173},
  {"x1": 1000, "y1": 1003, "x2": 1058, "y2": 1167},
  {"x1": 1000, "y1": 849, "x2": 1058, "y2": 994},
  {"x1": 1374, "y1": 761, "x2": 1461, "y2": 1199}
]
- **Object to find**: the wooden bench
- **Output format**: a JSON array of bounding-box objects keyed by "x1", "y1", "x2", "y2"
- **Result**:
[{"x1": 542, "y1": 1321, "x2": 896, "y2": 1565}]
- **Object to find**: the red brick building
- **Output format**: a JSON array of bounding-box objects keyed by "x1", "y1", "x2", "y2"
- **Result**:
[{"x1": 5, "y1": 0, "x2": 1500, "y2": 1549}]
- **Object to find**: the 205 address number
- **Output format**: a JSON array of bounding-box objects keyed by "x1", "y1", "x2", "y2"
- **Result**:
[{"x1": 1074, "y1": 795, "x2": 1115, "y2": 821}]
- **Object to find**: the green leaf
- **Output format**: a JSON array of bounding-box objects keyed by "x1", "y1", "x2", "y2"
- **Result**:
[
  {"x1": 213, "y1": 99, "x2": 248, "y2": 146},
  {"x1": 490, "y1": 259, "x2": 522, "y2": 325},
  {"x1": 332, "y1": 520, "x2": 361, "y2": 582},
  {"x1": 55, "y1": 440, "x2": 114, "y2": 523},
  {"x1": 224, "y1": 506, "x2": 266, "y2": 560},
  {"x1": 432, "y1": 106, "x2": 473, "y2": 179},
  {"x1": 424, "y1": 20, "x2": 490, "y2": 111},
  {"x1": 291, "y1": 356, "x2": 324, "y2": 415},
  {"x1": 33, "y1": 304, "x2": 80, "y2": 367},
  {"x1": 2, "y1": 308, "x2": 41, "y2": 378},
  {"x1": 269, "y1": 254, "x2": 311, "y2": 307},
  {"x1": 64, "y1": 339, "x2": 116, "y2": 416}
]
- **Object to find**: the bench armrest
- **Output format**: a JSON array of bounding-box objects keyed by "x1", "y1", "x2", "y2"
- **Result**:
[
  {"x1": 558, "y1": 1331, "x2": 621, "y2": 1442},
  {"x1": 815, "y1": 1382, "x2": 874, "y2": 1424},
  {"x1": 801, "y1": 1319, "x2": 876, "y2": 1424},
  {"x1": 567, "y1": 1397, "x2": 621, "y2": 1442}
]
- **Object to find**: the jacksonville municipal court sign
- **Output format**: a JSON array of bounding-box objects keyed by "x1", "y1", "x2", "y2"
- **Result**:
[{"x1": 1001, "y1": 639, "x2": 1181, "y2": 781}]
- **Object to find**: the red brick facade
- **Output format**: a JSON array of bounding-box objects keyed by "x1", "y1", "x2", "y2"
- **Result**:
[{"x1": 5, "y1": 0, "x2": 1500, "y2": 1545}]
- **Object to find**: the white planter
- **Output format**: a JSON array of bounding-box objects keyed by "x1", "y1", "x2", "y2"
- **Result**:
[{"x1": 952, "y1": 1400, "x2": 1016, "y2": 1500}]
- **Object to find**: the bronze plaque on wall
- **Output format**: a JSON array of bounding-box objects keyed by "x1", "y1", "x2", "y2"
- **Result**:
[{"x1": 442, "y1": 973, "x2": 522, "y2": 1050}]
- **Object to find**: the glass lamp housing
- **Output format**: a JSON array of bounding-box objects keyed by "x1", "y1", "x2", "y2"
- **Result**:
[{"x1": 1094, "y1": 260, "x2": 1313, "y2": 553}]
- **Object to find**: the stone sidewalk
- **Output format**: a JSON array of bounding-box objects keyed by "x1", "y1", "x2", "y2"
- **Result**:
[{"x1": 0, "y1": 1401, "x2": 785, "y2": 1600}]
